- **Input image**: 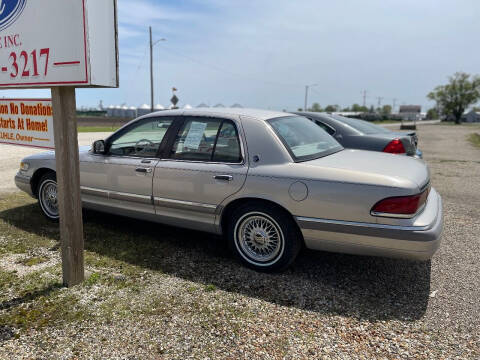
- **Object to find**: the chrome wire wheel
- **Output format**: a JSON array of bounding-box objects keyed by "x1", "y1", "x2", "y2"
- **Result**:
[
  {"x1": 234, "y1": 212, "x2": 285, "y2": 266},
  {"x1": 39, "y1": 179, "x2": 59, "y2": 219}
]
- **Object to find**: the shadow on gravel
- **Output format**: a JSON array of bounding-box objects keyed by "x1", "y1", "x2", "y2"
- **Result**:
[{"x1": 1, "y1": 204, "x2": 431, "y2": 322}]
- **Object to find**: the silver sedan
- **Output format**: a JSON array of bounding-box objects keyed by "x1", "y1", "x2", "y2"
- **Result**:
[{"x1": 15, "y1": 108, "x2": 442, "y2": 271}]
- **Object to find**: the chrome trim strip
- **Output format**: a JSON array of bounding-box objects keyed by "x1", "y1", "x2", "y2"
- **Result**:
[
  {"x1": 80, "y1": 186, "x2": 109, "y2": 198},
  {"x1": 296, "y1": 216, "x2": 430, "y2": 231},
  {"x1": 154, "y1": 196, "x2": 217, "y2": 214},
  {"x1": 110, "y1": 191, "x2": 152, "y2": 204}
]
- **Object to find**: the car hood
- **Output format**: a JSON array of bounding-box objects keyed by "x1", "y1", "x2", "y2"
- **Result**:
[
  {"x1": 278, "y1": 149, "x2": 429, "y2": 192},
  {"x1": 22, "y1": 145, "x2": 91, "y2": 161}
]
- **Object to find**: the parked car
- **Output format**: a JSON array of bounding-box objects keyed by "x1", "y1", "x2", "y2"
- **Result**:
[
  {"x1": 295, "y1": 112, "x2": 423, "y2": 158},
  {"x1": 15, "y1": 108, "x2": 442, "y2": 271}
]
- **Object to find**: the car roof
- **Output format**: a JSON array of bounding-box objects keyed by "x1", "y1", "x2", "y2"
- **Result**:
[{"x1": 147, "y1": 107, "x2": 292, "y2": 121}]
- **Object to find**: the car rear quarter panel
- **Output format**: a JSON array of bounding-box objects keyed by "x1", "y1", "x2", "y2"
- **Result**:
[{"x1": 225, "y1": 163, "x2": 418, "y2": 225}]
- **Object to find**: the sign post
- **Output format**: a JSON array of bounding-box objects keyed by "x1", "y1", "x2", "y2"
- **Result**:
[
  {"x1": 51, "y1": 87, "x2": 84, "y2": 285},
  {"x1": 0, "y1": 0, "x2": 118, "y2": 287}
]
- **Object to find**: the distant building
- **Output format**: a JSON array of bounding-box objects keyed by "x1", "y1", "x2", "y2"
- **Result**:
[
  {"x1": 137, "y1": 104, "x2": 151, "y2": 117},
  {"x1": 399, "y1": 105, "x2": 422, "y2": 121},
  {"x1": 154, "y1": 104, "x2": 165, "y2": 112},
  {"x1": 332, "y1": 111, "x2": 363, "y2": 117},
  {"x1": 461, "y1": 109, "x2": 480, "y2": 123}
]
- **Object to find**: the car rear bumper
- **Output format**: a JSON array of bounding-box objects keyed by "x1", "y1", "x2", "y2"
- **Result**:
[
  {"x1": 296, "y1": 188, "x2": 443, "y2": 261},
  {"x1": 15, "y1": 172, "x2": 34, "y2": 197}
]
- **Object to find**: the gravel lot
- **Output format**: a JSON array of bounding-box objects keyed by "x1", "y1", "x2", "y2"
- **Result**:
[{"x1": 0, "y1": 124, "x2": 479, "y2": 359}]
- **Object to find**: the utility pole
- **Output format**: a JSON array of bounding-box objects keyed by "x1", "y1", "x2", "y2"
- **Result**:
[
  {"x1": 304, "y1": 85, "x2": 308, "y2": 111},
  {"x1": 377, "y1": 96, "x2": 383, "y2": 108},
  {"x1": 148, "y1": 27, "x2": 166, "y2": 113},
  {"x1": 304, "y1": 83, "x2": 318, "y2": 111},
  {"x1": 392, "y1": 98, "x2": 397, "y2": 113},
  {"x1": 362, "y1": 90, "x2": 367, "y2": 107},
  {"x1": 149, "y1": 26, "x2": 154, "y2": 112}
]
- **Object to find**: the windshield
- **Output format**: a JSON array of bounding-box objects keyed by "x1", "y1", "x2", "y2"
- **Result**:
[
  {"x1": 330, "y1": 115, "x2": 391, "y2": 134},
  {"x1": 268, "y1": 116, "x2": 343, "y2": 161}
]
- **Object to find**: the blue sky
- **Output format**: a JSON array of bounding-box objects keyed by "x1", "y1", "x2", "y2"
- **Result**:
[{"x1": 4, "y1": 0, "x2": 480, "y2": 112}]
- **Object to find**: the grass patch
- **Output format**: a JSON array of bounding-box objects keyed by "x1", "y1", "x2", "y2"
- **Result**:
[
  {"x1": 467, "y1": 133, "x2": 480, "y2": 148},
  {"x1": 1, "y1": 292, "x2": 87, "y2": 331},
  {"x1": 204, "y1": 284, "x2": 217, "y2": 292},
  {"x1": 77, "y1": 126, "x2": 119, "y2": 133},
  {"x1": 19, "y1": 256, "x2": 49, "y2": 267}
]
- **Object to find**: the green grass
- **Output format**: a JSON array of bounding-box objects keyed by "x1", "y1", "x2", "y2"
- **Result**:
[
  {"x1": 19, "y1": 256, "x2": 49, "y2": 267},
  {"x1": 467, "y1": 133, "x2": 480, "y2": 148},
  {"x1": 77, "y1": 126, "x2": 119, "y2": 133}
]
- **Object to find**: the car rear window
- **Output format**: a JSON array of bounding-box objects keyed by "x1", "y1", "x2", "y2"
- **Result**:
[
  {"x1": 268, "y1": 116, "x2": 343, "y2": 161},
  {"x1": 330, "y1": 115, "x2": 391, "y2": 134}
]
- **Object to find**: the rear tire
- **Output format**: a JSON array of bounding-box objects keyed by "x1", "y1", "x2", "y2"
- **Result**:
[
  {"x1": 227, "y1": 202, "x2": 302, "y2": 272},
  {"x1": 37, "y1": 172, "x2": 59, "y2": 221}
]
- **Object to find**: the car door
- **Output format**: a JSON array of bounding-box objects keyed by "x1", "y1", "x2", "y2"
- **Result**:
[
  {"x1": 80, "y1": 116, "x2": 175, "y2": 215},
  {"x1": 152, "y1": 116, "x2": 248, "y2": 232}
]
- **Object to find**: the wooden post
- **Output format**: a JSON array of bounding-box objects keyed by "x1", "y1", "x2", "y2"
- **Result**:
[{"x1": 51, "y1": 87, "x2": 84, "y2": 287}]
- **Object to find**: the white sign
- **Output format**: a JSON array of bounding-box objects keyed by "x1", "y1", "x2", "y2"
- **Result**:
[
  {"x1": 0, "y1": 98, "x2": 54, "y2": 149},
  {"x1": 0, "y1": 0, "x2": 118, "y2": 88},
  {"x1": 183, "y1": 121, "x2": 207, "y2": 150}
]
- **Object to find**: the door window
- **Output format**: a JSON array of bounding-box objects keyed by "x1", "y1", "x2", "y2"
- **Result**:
[
  {"x1": 212, "y1": 121, "x2": 242, "y2": 163},
  {"x1": 109, "y1": 118, "x2": 173, "y2": 157},
  {"x1": 171, "y1": 117, "x2": 242, "y2": 162}
]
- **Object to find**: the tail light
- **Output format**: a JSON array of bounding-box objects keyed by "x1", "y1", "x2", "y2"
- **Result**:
[
  {"x1": 383, "y1": 139, "x2": 405, "y2": 154},
  {"x1": 371, "y1": 188, "x2": 430, "y2": 218}
]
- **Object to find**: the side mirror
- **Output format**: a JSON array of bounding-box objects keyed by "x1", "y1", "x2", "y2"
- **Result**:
[{"x1": 92, "y1": 140, "x2": 106, "y2": 154}]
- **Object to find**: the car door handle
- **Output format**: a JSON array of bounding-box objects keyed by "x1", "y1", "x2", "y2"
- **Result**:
[
  {"x1": 214, "y1": 175, "x2": 233, "y2": 181},
  {"x1": 135, "y1": 167, "x2": 152, "y2": 173}
]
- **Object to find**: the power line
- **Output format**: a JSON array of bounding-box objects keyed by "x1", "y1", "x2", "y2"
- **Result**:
[{"x1": 158, "y1": 44, "x2": 304, "y2": 88}]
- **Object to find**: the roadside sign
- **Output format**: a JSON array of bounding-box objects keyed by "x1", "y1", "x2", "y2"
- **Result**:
[
  {"x1": 0, "y1": 98, "x2": 54, "y2": 149},
  {"x1": 0, "y1": 0, "x2": 119, "y2": 287},
  {"x1": 0, "y1": 0, "x2": 118, "y2": 88},
  {"x1": 171, "y1": 94, "x2": 179, "y2": 106}
]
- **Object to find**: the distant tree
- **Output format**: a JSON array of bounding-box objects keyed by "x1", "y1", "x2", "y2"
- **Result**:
[
  {"x1": 428, "y1": 72, "x2": 480, "y2": 124},
  {"x1": 310, "y1": 102, "x2": 323, "y2": 112},
  {"x1": 324, "y1": 105, "x2": 336, "y2": 112},
  {"x1": 351, "y1": 103, "x2": 368, "y2": 112},
  {"x1": 297, "y1": 108, "x2": 303, "y2": 111},
  {"x1": 426, "y1": 108, "x2": 439, "y2": 120},
  {"x1": 342, "y1": 107, "x2": 351, "y2": 112},
  {"x1": 381, "y1": 104, "x2": 392, "y2": 117},
  {"x1": 369, "y1": 105, "x2": 375, "y2": 113}
]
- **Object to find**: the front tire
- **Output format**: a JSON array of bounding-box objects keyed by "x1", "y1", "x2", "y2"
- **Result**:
[
  {"x1": 37, "y1": 172, "x2": 59, "y2": 221},
  {"x1": 227, "y1": 202, "x2": 302, "y2": 272}
]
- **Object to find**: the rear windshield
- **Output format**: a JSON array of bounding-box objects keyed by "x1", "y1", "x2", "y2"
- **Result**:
[
  {"x1": 330, "y1": 115, "x2": 391, "y2": 134},
  {"x1": 268, "y1": 116, "x2": 343, "y2": 161}
]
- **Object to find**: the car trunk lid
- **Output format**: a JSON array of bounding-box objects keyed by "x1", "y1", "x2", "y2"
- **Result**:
[{"x1": 300, "y1": 149, "x2": 429, "y2": 191}]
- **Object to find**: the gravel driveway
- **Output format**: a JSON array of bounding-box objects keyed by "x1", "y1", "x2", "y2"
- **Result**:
[{"x1": 0, "y1": 124, "x2": 479, "y2": 359}]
